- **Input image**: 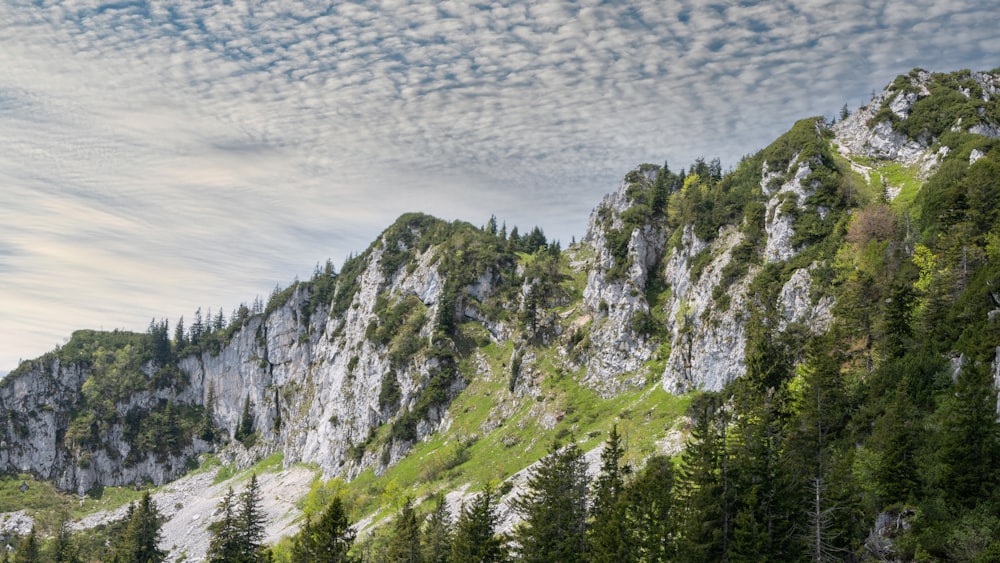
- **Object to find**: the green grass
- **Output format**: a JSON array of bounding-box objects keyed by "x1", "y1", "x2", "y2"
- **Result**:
[
  {"x1": 336, "y1": 335, "x2": 691, "y2": 526},
  {"x1": 0, "y1": 473, "x2": 148, "y2": 533},
  {"x1": 212, "y1": 452, "x2": 287, "y2": 485},
  {"x1": 833, "y1": 150, "x2": 925, "y2": 219},
  {"x1": 879, "y1": 162, "x2": 923, "y2": 213}
]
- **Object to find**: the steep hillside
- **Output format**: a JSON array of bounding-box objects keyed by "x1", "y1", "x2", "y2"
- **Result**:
[{"x1": 2, "y1": 67, "x2": 1000, "y2": 562}]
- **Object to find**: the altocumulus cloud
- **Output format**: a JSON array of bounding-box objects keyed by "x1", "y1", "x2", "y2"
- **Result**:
[{"x1": 0, "y1": 0, "x2": 996, "y2": 371}]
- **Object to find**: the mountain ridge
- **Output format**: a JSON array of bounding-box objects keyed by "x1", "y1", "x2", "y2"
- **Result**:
[{"x1": 3, "y1": 66, "x2": 1000, "y2": 562}]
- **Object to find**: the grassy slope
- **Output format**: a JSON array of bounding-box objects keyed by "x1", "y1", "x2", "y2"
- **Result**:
[{"x1": 337, "y1": 246, "x2": 692, "y2": 525}]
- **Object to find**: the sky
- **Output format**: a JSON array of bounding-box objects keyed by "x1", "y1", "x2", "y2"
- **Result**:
[{"x1": 1, "y1": 0, "x2": 997, "y2": 375}]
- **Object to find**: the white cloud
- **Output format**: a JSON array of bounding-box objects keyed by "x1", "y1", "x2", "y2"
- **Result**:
[{"x1": 0, "y1": 0, "x2": 996, "y2": 371}]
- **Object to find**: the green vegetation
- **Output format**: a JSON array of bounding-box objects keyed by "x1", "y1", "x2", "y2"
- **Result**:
[
  {"x1": 6, "y1": 66, "x2": 1000, "y2": 562},
  {"x1": 870, "y1": 69, "x2": 1000, "y2": 142},
  {"x1": 332, "y1": 333, "x2": 689, "y2": 526},
  {"x1": 0, "y1": 475, "x2": 145, "y2": 530},
  {"x1": 206, "y1": 474, "x2": 269, "y2": 562}
]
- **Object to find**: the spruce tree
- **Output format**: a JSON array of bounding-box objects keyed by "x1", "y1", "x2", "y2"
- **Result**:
[
  {"x1": 292, "y1": 496, "x2": 355, "y2": 562},
  {"x1": 52, "y1": 517, "x2": 80, "y2": 563},
  {"x1": 174, "y1": 316, "x2": 186, "y2": 350},
  {"x1": 513, "y1": 441, "x2": 589, "y2": 562},
  {"x1": 730, "y1": 387, "x2": 796, "y2": 562},
  {"x1": 207, "y1": 488, "x2": 241, "y2": 562},
  {"x1": 200, "y1": 383, "x2": 218, "y2": 442},
  {"x1": 421, "y1": 494, "x2": 452, "y2": 563},
  {"x1": 236, "y1": 395, "x2": 255, "y2": 445},
  {"x1": 207, "y1": 476, "x2": 267, "y2": 563},
  {"x1": 677, "y1": 392, "x2": 732, "y2": 563},
  {"x1": 934, "y1": 358, "x2": 1000, "y2": 507},
  {"x1": 114, "y1": 492, "x2": 167, "y2": 563},
  {"x1": 587, "y1": 425, "x2": 630, "y2": 562},
  {"x1": 622, "y1": 455, "x2": 678, "y2": 562},
  {"x1": 782, "y1": 339, "x2": 852, "y2": 562},
  {"x1": 451, "y1": 484, "x2": 506, "y2": 563},
  {"x1": 386, "y1": 497, "x2": 422, "y2": 563},
  {"x1": 13, "y1": 527, "x2": 38, "y2": 563},
  {"x1": 238, "y1": 473, "x2": 268, "y2": 558},
  {"x1": 729, "y1": 334, "x2": 797, "y2": 562}
]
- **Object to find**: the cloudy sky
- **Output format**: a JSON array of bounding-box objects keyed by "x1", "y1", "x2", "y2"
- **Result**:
[{"x1": 1, "y1": 0, "x2": 997, "y2": 374}]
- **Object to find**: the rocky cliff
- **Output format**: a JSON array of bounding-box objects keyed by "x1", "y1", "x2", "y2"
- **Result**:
[{"x1": 3, "y1": 68, "x2": 1000, "y2": 501}]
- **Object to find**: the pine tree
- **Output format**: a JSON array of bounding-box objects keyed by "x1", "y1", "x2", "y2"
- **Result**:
[
  {"x1": 292, "y1": 496, "x2": 355, "y2": 562},
  {"x1": 587, "y1": 425, "x2": 630, "y2": 562},
  {"x1": 421, "y1": 494, "x2": 452, "y2": 563},
  {"x1": 451, "y1": 484, "x2": 506, "y2": 563},
  {"x1": 513, "y1": 441, "x2": 589, "y2": 562},
  {"x1": 386, "y1": 497, "x2": 422, "y2": 563}
]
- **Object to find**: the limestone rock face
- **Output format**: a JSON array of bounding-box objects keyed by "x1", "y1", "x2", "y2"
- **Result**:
[
  {"x1": 0, "y1": 220, "x2": 516, "y2": 491},
  {"x1": 0, "y1": 356, "x2": 209, "y2": 495},
  {"x1": 659, "y1": 225, "x2": 752, "y2": 393},
  {"x1": 763, "y1": 160, "x2": 814, "y2": 263},
  {"x1": 834, "y1": 70, "x2": 1000, "y2": 166},
  {"x1": 183, "y1": 240, "x2": 468, "y2": 480},
  {"x1": 576, "y1": 155, "x2": 836, "y2": 395},
  {"x1": 579, "y1": 170, "x2": 668, "y2": 393}
]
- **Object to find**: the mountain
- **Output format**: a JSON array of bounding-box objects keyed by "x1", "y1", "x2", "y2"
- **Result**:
[{"x1": 2, "y1": 67, "x2": 1000, "y2": 561}]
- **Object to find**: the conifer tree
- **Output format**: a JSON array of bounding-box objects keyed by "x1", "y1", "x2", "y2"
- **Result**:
[
  {"x1": 238, "y1": 474, "x2": 268, "y2": 558},
  {"x1": 191, "y1": 307, "x2": 204, "y2": 345},
  {"x1": 451, "y1": 484, "x2": 506, "y2": 563},
  {"x1": 677, "y1": 392, "x2": 733, "y2": 563},
  {"x1": 236, "y1": 395, "x2": 255, "y2": 445},
  {"x1": 622, "y1": 455, "x2": 678, "y2": 562},
  {"x1": 933, "y1": 358, "x2": 1000, "y2": 506},
  {"x1": 730, "y1": 387, "x2": 796, "y2": 562},
  {"x1": 386, "y1": 497, "x2": 422, "y2": 563},
  {"x1": 421, "y1": 494, "x2": 452, "y2": 563},
  {"x1": 114, "y1": 492, "x2": 166, "y2": 563},
  {"x1": 200, "y1": 383, "x2": 218, "y2": 442},
  {"x1": 292, "y1": 496, "x2": 355, "y2": 562},
  {"x1": 208, "y1": 476, "x2": 267, "y2": 563},
  {"x1": 207, "y1": 487, "x2": 241, "y2": 563},
  {"x1": 729, "y1": 333, "x2": 796, "y2": 561},
  {"x1": 783, "y1": 339, "x2": 852, "y2": 562},
  {"x1": 51, "y1": 517, "x2": 80, "y2": 563},
  {"x1": 13, "y1": 527, "x2": 38, "y2": 563},
  {"x1": 587, "y1": 425, "x2": 630, "y2": 562},
  {"x1": 513, "y1": 441, "x2": 589, "y2": 562},
  {"x1": 174, "y1": 316, "x2": 186, "y2": 350}
]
